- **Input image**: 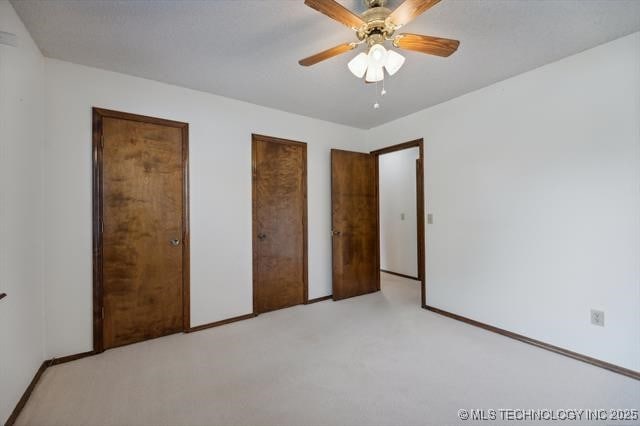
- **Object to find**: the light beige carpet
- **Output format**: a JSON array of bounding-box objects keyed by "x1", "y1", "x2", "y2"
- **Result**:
[{"x1": 16, "y1": 273, "x2": 639, "y2": 426}]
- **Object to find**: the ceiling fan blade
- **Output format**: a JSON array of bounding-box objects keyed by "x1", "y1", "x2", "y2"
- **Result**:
[
  {"x1": 394, "y1": 33, "x2": 459, "y2": 57},
  {"x1": 304, "y1": 0, "x2": 365, "y2": 29},
  {"x1": 388, "y1": 0, "x2": 441, "y2": 29},
  {"x1": 299, "y1": 43, "x2": 356, "y2": 66}
]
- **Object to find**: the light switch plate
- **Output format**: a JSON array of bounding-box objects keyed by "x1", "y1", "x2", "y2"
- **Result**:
[
  {"x1": 0, "y1": 31, "x2": 17, "y2": 47},
  {"x1": 590, "y1": 309, "x2": 604, "y2": 327},
  {"x1": 427, "y1": 213, "x2": 433, "y2": 224},
  {"x1": 400, "y1": 213, "x2": 405, "y2": 220}
]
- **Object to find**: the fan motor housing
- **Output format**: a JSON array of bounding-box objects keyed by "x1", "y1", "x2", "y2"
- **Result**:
[
  {"x1": 358, "y1": 6, "x2": 395, "y2": 42},
  {"x1": 363, "y1": 0, "x2": 386, "y2": 7}
]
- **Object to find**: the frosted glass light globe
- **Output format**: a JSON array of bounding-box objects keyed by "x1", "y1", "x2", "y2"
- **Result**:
[
  {"x1": 347, "y1": 52, "x2": 368, "y2": 78},
  {"x1": 384, "y1": 50, "x2": 405, "y2": 76},
  {"x1": 365, "y1": 65, "x2": 384, "y2": 83},
  {"x1": 368, "y1": 44, "x2": 388, "y2": 68}
]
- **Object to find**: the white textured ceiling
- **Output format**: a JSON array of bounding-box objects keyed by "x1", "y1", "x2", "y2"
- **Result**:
[{"x1": 10, "y1": 0, "x2": 640, "y2": 129}]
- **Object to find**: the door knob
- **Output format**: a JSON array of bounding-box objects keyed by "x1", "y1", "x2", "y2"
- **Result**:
[
  {"x1": 170, "y1": 239, "x2": 180, "y2": 246},
  {"x1": 332, "y1": 230, "x2": 341, "y2": 236},
  {"x1": 258, "y1": 233, "x2": 267, "y2": 240}
]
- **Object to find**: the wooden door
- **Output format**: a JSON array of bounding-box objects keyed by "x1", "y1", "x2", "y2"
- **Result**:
[
  {"x1": 93, "y1": 108, "x2": 189, "y2": 351},
  {"x1": 252, "y1": 134, "x2": 307, "y2": 313},
  {"x1": 331, "y1": 149, "x2": 379, "y2": 300}
]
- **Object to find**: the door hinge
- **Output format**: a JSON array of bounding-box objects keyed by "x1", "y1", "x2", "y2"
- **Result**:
[
  {"x1": 100, "y1": 219, "x2": 104, "y2": 233},
  {"x1": 101, "y1": 135, "x2": 104, "y2": 148},
  {"x1": 101, "y1": 307, "x2": 104, "y2": 319}
]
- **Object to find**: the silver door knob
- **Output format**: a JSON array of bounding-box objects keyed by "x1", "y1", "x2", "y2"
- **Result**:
[
  {"x1": 170, "y1": 239, "x2": 180, "y2": 246},
  {"x1": 332, "y1": 230, "x2": 341, "y2": 236},
  {"x1": 258, "y1": 233, "x2": 267, "y2": 240}
]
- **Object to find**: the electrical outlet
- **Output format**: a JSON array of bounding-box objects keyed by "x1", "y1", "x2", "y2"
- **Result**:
[
  {"x1": 427, "y1": 213, "x2": 433, "y2": 224},
  {"x1": 590, "y1": 309, "x2": 604, "y2": 327}
]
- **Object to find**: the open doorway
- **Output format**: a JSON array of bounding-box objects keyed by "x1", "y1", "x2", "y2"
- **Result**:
[{"x1": 371, "y1": 139, "x2": 425, "y2": 307}]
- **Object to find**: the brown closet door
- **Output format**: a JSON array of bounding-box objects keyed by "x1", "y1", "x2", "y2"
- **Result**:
[
  {"x1": 331, "y1": 149, "x2": 379, "y2": 300},
  {"x1": 252, "y1": 135, "x2": 307, "y2": 314},
  {"x1": 98, "y1": 110, "x2": 188, "y2": 350}
]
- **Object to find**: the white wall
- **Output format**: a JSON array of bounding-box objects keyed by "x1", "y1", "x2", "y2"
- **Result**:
[
  {"x1": 43, "y1": 59, "x2": 368, "y2": 358},
  {"x1": 0, "y1": 0, "x2": 45, "y2": 423},
  {"x1": 379, "y1": 147, "x2": 419, "y2": 277},
  {"x1": 367, "y1": 32, "x2": 640, "y2": 371}
]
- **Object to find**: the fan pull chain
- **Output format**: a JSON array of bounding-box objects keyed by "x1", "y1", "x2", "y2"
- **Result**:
[{"x1": 372, "y1": 75, "x2": 388, "y2": 109}]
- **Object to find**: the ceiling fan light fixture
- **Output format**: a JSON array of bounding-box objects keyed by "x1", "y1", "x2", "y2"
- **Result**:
[
  {"x1": 365, "y1": 64, "x2": 384, "y2": 83},
  {"x1": 299, "y1": 0, "x2": 460, "y2": 101},
  {"x1": 348, "y1": 52, "x2": 369, "y2": 78},
  {"x1": 384, "y1": 49, "x2": 405, "y2": 76}
]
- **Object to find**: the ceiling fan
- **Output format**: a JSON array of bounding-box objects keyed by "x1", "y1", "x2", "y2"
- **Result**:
[{"x1": 299, "y1": 0, "x2": 460, "y2": 83}]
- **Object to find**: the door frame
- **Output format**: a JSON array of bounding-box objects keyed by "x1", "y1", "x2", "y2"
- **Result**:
[
  {"x1": 370, "y1": 138, "x2": 426, "y2": 307},
  {"x1": 92, "y1": 107, "x2": 190, "y2": 353},
  {"x1": 251, "y1": 134, "x2": 309, "y2": 314}
]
